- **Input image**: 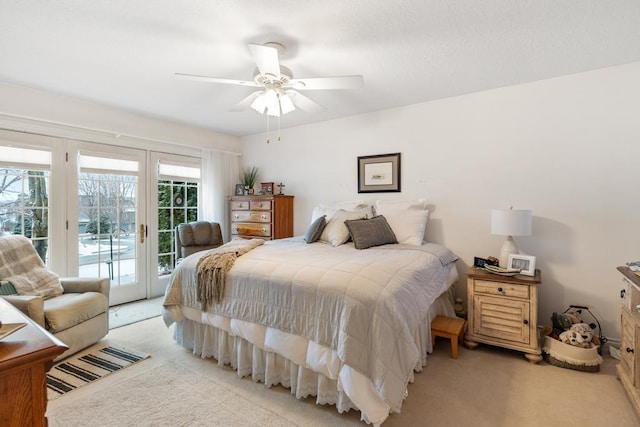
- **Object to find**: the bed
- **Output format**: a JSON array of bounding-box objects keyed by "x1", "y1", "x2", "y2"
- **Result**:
[{"x1": 162, "y1": 201, "x2": 459, "y2": 425}]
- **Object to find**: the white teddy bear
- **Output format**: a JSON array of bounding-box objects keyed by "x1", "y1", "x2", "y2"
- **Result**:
[{"x1": 559, "y1": 323, "x2": 594, "y2": 348}]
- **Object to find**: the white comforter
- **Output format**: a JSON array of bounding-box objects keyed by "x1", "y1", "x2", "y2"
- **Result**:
[{"x1": 163, "y1": 237, "x2": 458, "y2": 421}]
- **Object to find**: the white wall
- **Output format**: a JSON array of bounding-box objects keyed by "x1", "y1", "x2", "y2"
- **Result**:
[
  {"x1": 240, "y1": 62, "x2": 640, "y2": 342},
  {"x1": 0, "y1": 81, "x2": 240, "y2": 153}
]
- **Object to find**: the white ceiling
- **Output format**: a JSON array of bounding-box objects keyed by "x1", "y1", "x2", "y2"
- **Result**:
[{"x1": 1, "y1": 1, "x2": 639, "y2": 137}]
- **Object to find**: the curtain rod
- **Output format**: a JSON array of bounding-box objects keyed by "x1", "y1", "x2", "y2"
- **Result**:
[{"x1": 0, "y1": 112, "x2": 241, "y2": 156}]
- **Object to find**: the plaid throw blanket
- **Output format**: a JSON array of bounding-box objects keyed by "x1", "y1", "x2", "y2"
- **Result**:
[
  {"x1": 0, "y1": 235, "x2": 63, "y2": 298},
  {"x1": 196, "y1": 238, "x2": 264, "y2": 310}
]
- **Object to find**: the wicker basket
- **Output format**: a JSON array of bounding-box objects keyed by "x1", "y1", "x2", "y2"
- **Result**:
[{"x1": 542, "y1": 336, "x2": 603, "y2": 372}]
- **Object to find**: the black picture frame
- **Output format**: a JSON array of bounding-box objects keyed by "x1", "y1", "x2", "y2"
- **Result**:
[
  {"x1": 234, "y1": 183, "x2": 245, "y2": 196},
  {"x1": 357, "y1": 152, "x2": 401, "y2": 193}
]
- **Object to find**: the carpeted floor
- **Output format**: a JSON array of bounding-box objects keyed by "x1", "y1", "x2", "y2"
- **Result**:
[
  {"x1": 109, "y1": 297, "x2": 163, "y2": 329},
  {"x1": 47, "y1": 316, "x2": 640, "y2": 426}
]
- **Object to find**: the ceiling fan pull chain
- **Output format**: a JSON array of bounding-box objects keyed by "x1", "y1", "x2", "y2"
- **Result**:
[
  {"x1": 266, "y1": 115, "x2": 270, "y2": 143},
  {"x1": 278, "y1": 115, "x2": 281, "y2": 141}
]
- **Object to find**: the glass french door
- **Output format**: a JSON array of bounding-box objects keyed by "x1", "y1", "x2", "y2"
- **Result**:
[{"x1": 70, "y1": 143, "x2": 147, "y2": 306}]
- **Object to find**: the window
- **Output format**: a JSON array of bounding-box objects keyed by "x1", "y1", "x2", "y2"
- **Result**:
[
  {"x1": 0, "y1": 146, "x2": 51, "y2": 264},
  {"x1": 157, "y1": 162, "x2": 200, "y2": 275}
]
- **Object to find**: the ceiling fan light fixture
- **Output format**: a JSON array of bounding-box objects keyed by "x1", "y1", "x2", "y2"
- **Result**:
[
  {"x1": 250, "y1": 92, "x2": 267, "y2": 114},
  {"x1": 279, "y1": 93, "x2": 295, "y2": 115}
]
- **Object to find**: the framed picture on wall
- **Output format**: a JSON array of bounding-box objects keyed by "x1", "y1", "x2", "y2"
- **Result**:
[
  {"x1": 357, "y1": 152, "x2": 401, "y2": 193},
  {"x1": 234, "y1": 183, "x2": 245, "y2": 196}
]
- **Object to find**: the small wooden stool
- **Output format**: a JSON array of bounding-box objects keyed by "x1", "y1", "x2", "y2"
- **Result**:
[{"x1": 431, "y1": 315, "x2": 465, "y2": 359}]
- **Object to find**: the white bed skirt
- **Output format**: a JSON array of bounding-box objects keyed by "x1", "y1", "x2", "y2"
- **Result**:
[{"x1": 171, "y1": 288, "x2": 456, "y2": 425}]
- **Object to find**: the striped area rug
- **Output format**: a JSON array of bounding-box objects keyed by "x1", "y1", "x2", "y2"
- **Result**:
[{"x1": 47, "y1": 344, "x2": 149, "y2": 400}]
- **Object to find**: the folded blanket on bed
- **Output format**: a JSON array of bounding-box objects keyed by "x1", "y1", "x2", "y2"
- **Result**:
[{"x1": 196, "y1": 238, "x2": 264, "y2": 309}]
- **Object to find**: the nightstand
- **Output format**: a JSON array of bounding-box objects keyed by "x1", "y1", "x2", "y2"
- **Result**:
[{"x1": 464, "y1": 267, "x2": 542, "y2": 363}]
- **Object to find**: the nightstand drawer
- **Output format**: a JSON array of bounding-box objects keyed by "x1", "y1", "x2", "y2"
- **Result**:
[
  {"x1": 473, "y1": 280, "x2": 529, "y2": 299},
  {"x1": 250, "y1": 200, "x2": 271, "y2": 211},
  {"x1": 230, "y1": 201, "x2": 250, "y2": 210},
  {"x1": 232, "y1": 223, "x2": 271, "y2": 237},
  {"x1": 231, "y1": 211, "x2": 271, "y2": 223}
]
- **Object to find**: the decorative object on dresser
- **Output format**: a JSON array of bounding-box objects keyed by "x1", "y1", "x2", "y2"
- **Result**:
[
  {"x1": 617, "y1": 265, "x2": 640, "y2": 416},
  {"x1": 228, "y1": 194, "x2": 294, "y2": 240},
  {"x1": 491, "y1": 207, "x2": 532, "y2": 268},
  {"x1": 240, "y1": 166, "x2": 259, "y2": 195},
  {"x1": 234, "y1": 183, "x2": 245, "y2": 196},
  {"x1": 260, "y1": 181, "x2": 274, "y2": 195},
  {"x1": 464, "y1": 266, "x2": 542, "y2": 363},
  {"x1": 0, "y1": 297, "x2": 67, "y2": 427},
  {"x1": 357, "y1": 152, "x2": 401, "y2": 193}
]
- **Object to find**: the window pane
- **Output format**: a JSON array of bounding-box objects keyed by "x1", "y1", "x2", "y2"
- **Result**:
[{"x1": 0, "y1": 168, "x2": 50, "y2": 264}]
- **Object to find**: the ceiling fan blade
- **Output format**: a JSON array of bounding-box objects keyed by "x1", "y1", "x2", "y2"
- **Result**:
[
  {"x1": 248, "y1": 43, "x2": 281, "y2": 78},
  {"x1": 229, "y1": 91, "x2": 263, "y2": 112},
  {"x1": 286, "y1": 90, "x2": 325, "y2": 113},
  {"x1": 287, "y1": 75, "x2": 364, "y2": 90},
  {"x1": 174, "y1": 73, "x2": 260, "y2": 87}
]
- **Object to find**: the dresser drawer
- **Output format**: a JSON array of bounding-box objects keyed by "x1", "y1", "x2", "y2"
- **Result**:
[
  {"x1": 250, "y1": 200, "x2": 271, "y2": 211},
  {"x1": 232, "y1": 223, "x2": 271, "y2": 237},
  {"x1": 473, "y1": 280, "x2": 529, "y2": 299},
  {"x1": 231, "y1": 211, "x2": 271, "y2": 223},
  {"x1": 230, "y1": 201, "x2": 250, "y2": 210}
]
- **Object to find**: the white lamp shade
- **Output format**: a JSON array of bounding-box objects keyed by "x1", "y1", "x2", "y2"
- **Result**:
[{"x1": 491, "y1": 209, "x2": 532, "y2": 236}]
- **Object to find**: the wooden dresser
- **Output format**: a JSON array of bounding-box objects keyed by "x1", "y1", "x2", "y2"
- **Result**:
[
  {"x1": 617, "y1": 266, "x2": 640, "y2": 416},
  {"x1": 0, "y1": 297, "x2": 68, "y2": 427},
  {"x1": 464, "y1": 267, "x2": 542, "y2": 363},
  {"x1": 228, "y1": 194, "x2": 294, "y2": 240}
]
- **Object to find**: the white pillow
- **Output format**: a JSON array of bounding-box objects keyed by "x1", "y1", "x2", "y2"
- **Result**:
[
  {"x1": 375, "y1": 198, "x2": 427, "y2": 212},
  {"x1": 375, "y1": 199, "x2": 429, "y2": 246},
  {"x1": 310, "y1": 206, "x2": 337, "y2": 224},
  {"x1": 320, "y1": 208, "x2": 371, "y2": 246},
  {"x1": 310, "y1": 202, "x2": 374, "y2": 225}
]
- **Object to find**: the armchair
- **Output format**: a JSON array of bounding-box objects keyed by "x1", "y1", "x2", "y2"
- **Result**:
[
  {"x1": 175, "y1": 221, "x2": 224, "y2": 260},
  {"x1": 0, "y1": 235, "x2": 109, "y2": 361}
]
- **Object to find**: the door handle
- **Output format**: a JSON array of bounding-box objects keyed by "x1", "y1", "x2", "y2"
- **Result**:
[{"x1": 139, "y1": 224, "x2": 145, "y2": 244}]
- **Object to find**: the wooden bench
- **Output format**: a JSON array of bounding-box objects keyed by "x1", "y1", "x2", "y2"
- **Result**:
[{"x1": 431, "y1": 315, "x2": 465, "y2": 359}]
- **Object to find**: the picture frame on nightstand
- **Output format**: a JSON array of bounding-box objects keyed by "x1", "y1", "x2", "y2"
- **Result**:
[{"x1": 508, "y1": 254, "x2": 536, "y2": 276}]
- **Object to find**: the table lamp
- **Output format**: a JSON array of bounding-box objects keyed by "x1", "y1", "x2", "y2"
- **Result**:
[{"x1": 491, "y1": 207, "x2": 532, "y2": 268}]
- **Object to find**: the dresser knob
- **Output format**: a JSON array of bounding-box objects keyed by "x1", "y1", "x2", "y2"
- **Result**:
[
  {"x1": 261, "y1": 215, "x2": 266, "y2": 219},
  {"x1": 627, "y1": 347, "x2": 635, "y2": 353},
  {"x1": 523, "y1": 319, "x2": 529, "y2": 325},
  {"x1": 620, "y1": 289, "x2": 626, "y2": 299},
  {"x1": 497, "y1": 287, "x2": 503, "y2": 292},
  {"x1": 234, "y1": 214, "x2": 239, "y2": 219},
  {"x1": 262, "y1": 228, "x2": 267, "y2": 232}
]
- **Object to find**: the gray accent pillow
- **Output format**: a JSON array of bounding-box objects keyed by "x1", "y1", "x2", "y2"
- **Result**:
[
  {"x1": 304, "y1": 215, "x2": 327, "y2": 243},
  {"x1": 344, "y1": 215, "x2": 398, "y2": 250}
]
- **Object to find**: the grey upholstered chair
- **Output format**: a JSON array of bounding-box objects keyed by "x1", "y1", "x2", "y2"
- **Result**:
[{"x1": 175, "y1": 221, "x2": 224, "y2": 260}]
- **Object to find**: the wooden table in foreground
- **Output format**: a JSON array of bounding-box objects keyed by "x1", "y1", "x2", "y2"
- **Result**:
[{"x1": 0, "y1": 297, "x2": 68, "y2": 427}]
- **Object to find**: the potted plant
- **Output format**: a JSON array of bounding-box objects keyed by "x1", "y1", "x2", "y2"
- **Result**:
[{"x1": 240, "y1": 166, "x2": 259, "y2": 194}]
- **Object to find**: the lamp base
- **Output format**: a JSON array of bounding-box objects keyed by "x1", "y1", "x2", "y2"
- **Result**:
[{"x1": 499, "y1": 236, "x2": 519, "y2": 268}]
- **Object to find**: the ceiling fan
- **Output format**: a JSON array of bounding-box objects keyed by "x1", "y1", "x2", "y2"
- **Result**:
[{"x1": 175, "y1": 42, "x2": 364, "y2": 117}]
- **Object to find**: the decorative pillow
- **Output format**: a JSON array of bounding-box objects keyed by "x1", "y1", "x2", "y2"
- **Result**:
[
  {"x1": 345, "y1": 215, "x2": 397, "y2": 250},
  {"x1": 320, "y1": 209, "x2": 370, "y2": 246},
  {"x1": 304, "y1": 215, "x2": 327, "y2": 243}
]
